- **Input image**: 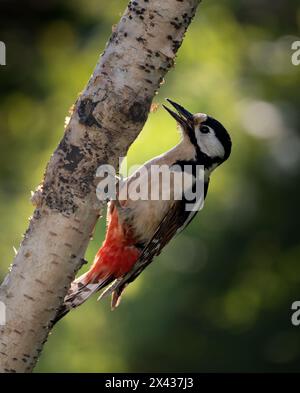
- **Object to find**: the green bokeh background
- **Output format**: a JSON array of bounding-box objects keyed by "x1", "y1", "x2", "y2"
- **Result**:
[{"x1": 1, "y1": 0, "x2": 300, "y2": 372}]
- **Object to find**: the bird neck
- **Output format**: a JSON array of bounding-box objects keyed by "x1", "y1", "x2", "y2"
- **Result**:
[
  {"x1": 178, "y1": 136, "x2": 222, "y2": 172},
  {"x1": 204, "y1": 162, "x2": 218, "y2": 180}
]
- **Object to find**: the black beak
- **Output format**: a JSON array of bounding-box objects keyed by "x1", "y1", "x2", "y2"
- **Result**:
[{"x1": 163, "y1": 99, "x2": 194, "y2": 129}]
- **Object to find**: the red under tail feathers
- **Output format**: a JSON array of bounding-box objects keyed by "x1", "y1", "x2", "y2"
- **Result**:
[{"x1": 52, "y1": 203, "x2": 141, "y2": 324}]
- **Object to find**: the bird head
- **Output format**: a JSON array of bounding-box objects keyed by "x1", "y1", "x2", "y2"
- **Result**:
[{"x1": 163, "y1": 99, "x2": 232, "y2": 168}]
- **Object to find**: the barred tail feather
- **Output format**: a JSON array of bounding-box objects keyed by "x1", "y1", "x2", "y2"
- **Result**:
[{"x1": 52, "y1": 272, "x2": 113, "y2": 325}]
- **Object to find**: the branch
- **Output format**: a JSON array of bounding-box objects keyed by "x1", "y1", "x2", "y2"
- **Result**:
[{"x1": 0, "y1": 0, "x2": 201, "y2": 372}]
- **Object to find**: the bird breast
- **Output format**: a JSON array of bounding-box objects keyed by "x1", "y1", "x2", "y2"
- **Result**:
[{"x1": 118, "y1": 142, "x2": 197, "y2": 242}]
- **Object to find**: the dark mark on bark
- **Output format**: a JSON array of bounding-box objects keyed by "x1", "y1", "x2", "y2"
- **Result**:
[
  {"x1": 136, "y1": 36, "x2": 146, "y2": 44},
  {"x1": 35, "y1": 279, "x2": 45, "y2": 285},
  {"x1": 23, "y1": 294, "x2": 35, "y2": 301},
  {"x1": 64, "y1": 145, "x2": 84, "y2": 172},
  {"x1": 128, "y1": 100, "x2": 150, "y2": 123},
  {"x1": 33, "y1": 209, "x2": 41, "y2": 220},
  {"x1": 172, "y1": 40, "x2": 181, "y2": 52},
  {"x1": 80, "y1": 169, "x2": 96, "y2": 194},
  {"x1": 78, "y1": 98, "x2": 101, "y2": 128}
]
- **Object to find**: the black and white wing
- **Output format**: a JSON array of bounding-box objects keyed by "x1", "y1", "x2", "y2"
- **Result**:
[{"x1": 99, "y1": 179, "x2": 209, "y2": 308}]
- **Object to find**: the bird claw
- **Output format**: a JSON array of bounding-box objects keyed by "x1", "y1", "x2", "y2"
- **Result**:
[
  {"x1": 97, "y1": 278, "x2": 121, "y2": 301},
  {"x1": 97, "y1": 278, "x2": 127, "y2": 310}
]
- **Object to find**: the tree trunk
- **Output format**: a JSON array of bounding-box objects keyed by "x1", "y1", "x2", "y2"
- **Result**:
[{"x1": 0, "y1": 0, "x2": 201, "y2": 372}]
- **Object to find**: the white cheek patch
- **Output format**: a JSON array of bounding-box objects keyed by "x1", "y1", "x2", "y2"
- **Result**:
[{"x1": 195, "y1": 127, "x2": 225, "y2": 158}]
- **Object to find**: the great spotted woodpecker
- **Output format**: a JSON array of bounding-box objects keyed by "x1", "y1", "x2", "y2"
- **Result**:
[{"x1": 54, "y1": 99, "x2": 231, "y2": 323}]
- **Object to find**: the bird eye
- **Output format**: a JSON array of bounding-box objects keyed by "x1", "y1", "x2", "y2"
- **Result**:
[{"x1": 200, "y1": 125, "x2": 210, "y2": 134}]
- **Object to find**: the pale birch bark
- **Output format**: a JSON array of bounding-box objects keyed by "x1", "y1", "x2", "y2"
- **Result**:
[{"x1": 0, "y1": 0, "x2": 201, "y2": 372}]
